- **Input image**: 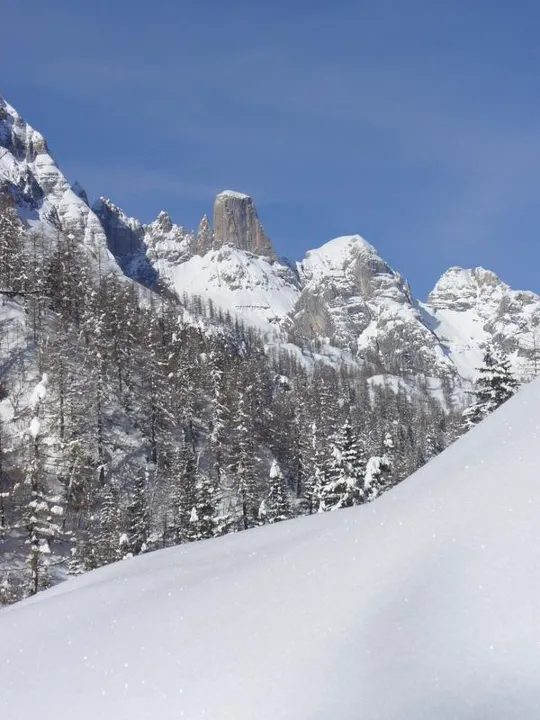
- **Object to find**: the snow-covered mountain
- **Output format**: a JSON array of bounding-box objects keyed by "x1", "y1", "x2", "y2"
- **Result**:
[
  {"x1": 93, "y1": 191, "x2": 301, "y2": 333},
  {"x1": 93, "y1": 184, "x2": 540, "y2": 387},
  {"x1": 0, "y1": 96, "x2": 116, "y2": 273},
  {"x1": 423, "y1": 266, "x2": 540, "y2": 381},
  {"x1": 2, "y1": 378, "x2": 539, "y2": 719},
  {"x1": 3, "y1": 92, "x2": 540, "y2": 389}
]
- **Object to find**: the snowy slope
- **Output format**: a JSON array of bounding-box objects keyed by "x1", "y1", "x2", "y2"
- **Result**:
[
  {"x1": 2, "y1": 379, "x2": 540, "y2": 719},
  {"x1": 154, "y1": 245, "x2": 299, "y2": 333}
]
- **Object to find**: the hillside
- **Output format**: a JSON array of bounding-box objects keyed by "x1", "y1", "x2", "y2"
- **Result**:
[{"x1": 1, "y1": 379, "x2": 539, "y2": 719}]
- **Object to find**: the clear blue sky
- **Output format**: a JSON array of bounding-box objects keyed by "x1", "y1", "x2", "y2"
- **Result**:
[{"x1": 3, "y1": 0, "x2": 540, "y2": 298}]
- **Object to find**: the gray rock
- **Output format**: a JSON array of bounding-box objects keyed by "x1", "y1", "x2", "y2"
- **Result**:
[
  {"x1": 213, "y1": 190, "x2": 276, "y2": 258},
  {"x1": 93, "y1": 197, "x2": 145, "y2": 260},
  {"x1": 196, "y1": 214, "x2": 214, "y2": 255}
]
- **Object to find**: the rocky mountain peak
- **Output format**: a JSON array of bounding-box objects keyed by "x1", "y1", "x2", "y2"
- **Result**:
[
  {"x1": 154, "y1": 210, "x2": 173, "y2": 233},
  {"x1": 0, "y1": 97, "x2": 49, "y2": 162},
  {"x1": 0, "y1": 96, "x2": 114, "y2": 268},
  {"x1": 196, "y1": 214, "x2": 213, "y2": 255},
  {"x1": 290, "y1": 234, "x2": 428, "y2": 360},
  {"x1": 428, "y1": 266, "x2": 507, "y2": 312},
  {"x1": 213, "y1": 190, "x2": 276, "y2": 259}
]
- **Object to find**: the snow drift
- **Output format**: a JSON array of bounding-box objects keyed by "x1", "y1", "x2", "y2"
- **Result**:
[{"x1": 2, "y1": 380, "x2": 540, "y2": 719}]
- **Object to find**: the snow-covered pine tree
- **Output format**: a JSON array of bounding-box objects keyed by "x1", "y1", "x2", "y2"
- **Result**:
[
  {"x1": 316, "y1": 416, "x2": 363, "y2": 512},
  {"x1": 0, "y1": 416, "x2": 9, "y2": 539},
  {"x1": 92, "y1": 481, "x2": 122, "y2": 567},
  {"x1": 462, "y1": 348, "x2": 519, "y2": 429},
  {"x1": 188, "y1": 473, "x2": 217, "y2": 541},
  {"x1": 23, "y1": 375, "x2": 64, "y2": 595},
  {"x1": 0, "y1": 572, "x2": 16, "y2": 605},
  {"x1": 208, "y1": 341, "x2": 229, "y2": 487},
  {"x1": 124, "y1": 469, "x2": 150, "y2": 556},
  {"x1": 0, "y1": 191, "x2": 25, "y2": 293},
  {"x1": 362, "y1": 432, "x2": 393, "y2": 502},
  {"x1": 301, "y1": 421, "x2": 322, "y2": 514},
  {"x1": 266, "y1": 460, "x2": 292, "y2": 523},
  {"x1": 230, "y1": 388, "x2": 260, "y2": 531},
  {"x1": 178, "y1": 439, "x2": 199, "y2": 542}
]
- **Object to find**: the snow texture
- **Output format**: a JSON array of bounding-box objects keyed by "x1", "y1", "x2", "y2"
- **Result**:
[
  {"x1": 216, "y1": 189, "x2": 251, "y2": 200},
  {"x1": 2, "y1": 379, "x2": 540, "y2": 719},
  {"x1": 30, "y1": 374, "x2": 48, "y2": 409},
  {"x1": 28, "y1": 416, "x2": 40, "y2": 439}
]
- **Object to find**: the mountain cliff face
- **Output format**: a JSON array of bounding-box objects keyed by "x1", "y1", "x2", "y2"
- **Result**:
[
  {"x1": 423, "y1": 267, "x2": 540, "y2": 381},
  {"x1": 0, "y1": 97, "x2": 115, "y2": 272},
  {"x1": 291, "y1": 236, "x2": 453, "y2": 378},
  {"x1": 213, "y1": 190, "x2": 276, "y2": 258}
]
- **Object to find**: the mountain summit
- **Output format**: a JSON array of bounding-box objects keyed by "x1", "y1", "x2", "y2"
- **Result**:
[{"x1": 213, "y1": 190, "x2": 276, "y2": 258}]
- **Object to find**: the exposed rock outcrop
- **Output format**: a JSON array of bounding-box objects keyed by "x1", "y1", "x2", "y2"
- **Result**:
[
  {"x1": 291, "y1": 235, "x2": 451, "y2": 376},
  {"x1": 213, "y1": 190, "x2": 276, "y2": 258},
  {"x1": 93, "y1": 197, "x2": 145, "y2": 260},
  {"x1": 0, "y1": 96, "x2": 115, "y2": 266},
  {"x1": 428, "y1": 267, "x2": 505, "y2": 312},
  {"x1": 196, "y1": 214, "x2": 214, "y2": 255}
]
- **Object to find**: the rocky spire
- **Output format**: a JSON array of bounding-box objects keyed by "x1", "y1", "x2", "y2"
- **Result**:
[
  {"x1": 213, "y1": 190, "x2": 276, "y2": 258},
  {"x1": 154, "y1": 210, "x2": 173, "y2": 233},
  {"x1": 196, "y1": 214, "x2": 214, "y2": 255}
]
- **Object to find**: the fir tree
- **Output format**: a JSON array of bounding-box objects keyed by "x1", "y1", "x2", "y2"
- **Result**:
[
  {"x1": 266, "y1": 460, "x2": 292, "y2": 523},
  {"x1": 189, "y1": 474, "x2": 217, "y2": 541},
  {"x1": 23, "y1": 376, "x2": 64, "y2": 595},
  {"x1": 462, "y1": 348, "x2": 518, "y2": 429},
  {"x1": 316, "y1": 417, "x2": 363, "y2": 512},
  {"x1": 0, "y1": 191, "x2": 25, "y2": 292},
  {"x1": 230, "y1": 389, "x2": 260, "y2": 530},
  {"x1": 93, "y1": 482, "x2": 122, "y2": 567},
  {"x1": 124, "y1": 469, "x2": 150, "y2": 556}
]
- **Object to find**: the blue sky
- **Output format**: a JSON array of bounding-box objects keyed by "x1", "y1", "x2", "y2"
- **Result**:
[{"x1": 3, "y1": 0, "x2": 540, "y2": 297}]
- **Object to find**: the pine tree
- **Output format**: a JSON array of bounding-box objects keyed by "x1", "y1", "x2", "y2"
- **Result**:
[
  {"x1": 23, "y1": 376, "x2": 64, "y2": 595},
  {"x1": 301, "y1": 421, "x2": 322, "y2": 514},
  {"x1": 462, "y1": 348, "x2": 518, "y2": 429},
  {"x1": 0, "y1": 572, "x2": 16, "y2": 605},
  {"x1": 266, "y1": 460, "x2": 292, "y2": 523},
  {"x1": 124, "y1": 469, "x2": 150, "y2": 556},
  {"x1": 208, "y1": 342, "x2": 229, "y2": 487},
  {"x1": 363, "y1": 452, "x2": 392, "y2": 502},
  {"x1": 0, "y1": 191, "x2": 25, "y2": 293},
  {"x1": 189, "y1": 474, "x2": 217, "y2": 541},
  {"x1": 177, "y1": 440, "x2": 199, "y2": 542},
  {"x1": 230, "y1": 389, "x2": 260, "y2": 530},
  {"x1": 316, "y1": 416, "x2": 363, "y2": 512},
  {"x1": 90, "y1": 482, "x2": 123, "y2": 568}
]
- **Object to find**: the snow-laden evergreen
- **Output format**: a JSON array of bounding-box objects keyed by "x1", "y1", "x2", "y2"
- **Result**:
[{"x1": 462, "y1": 348, "x2": 519, "y2": 429}]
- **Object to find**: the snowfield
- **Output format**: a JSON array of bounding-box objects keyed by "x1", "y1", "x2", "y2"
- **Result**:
[{"x1": 2, "y1": 381, "x2": 540, "y2": 719}]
